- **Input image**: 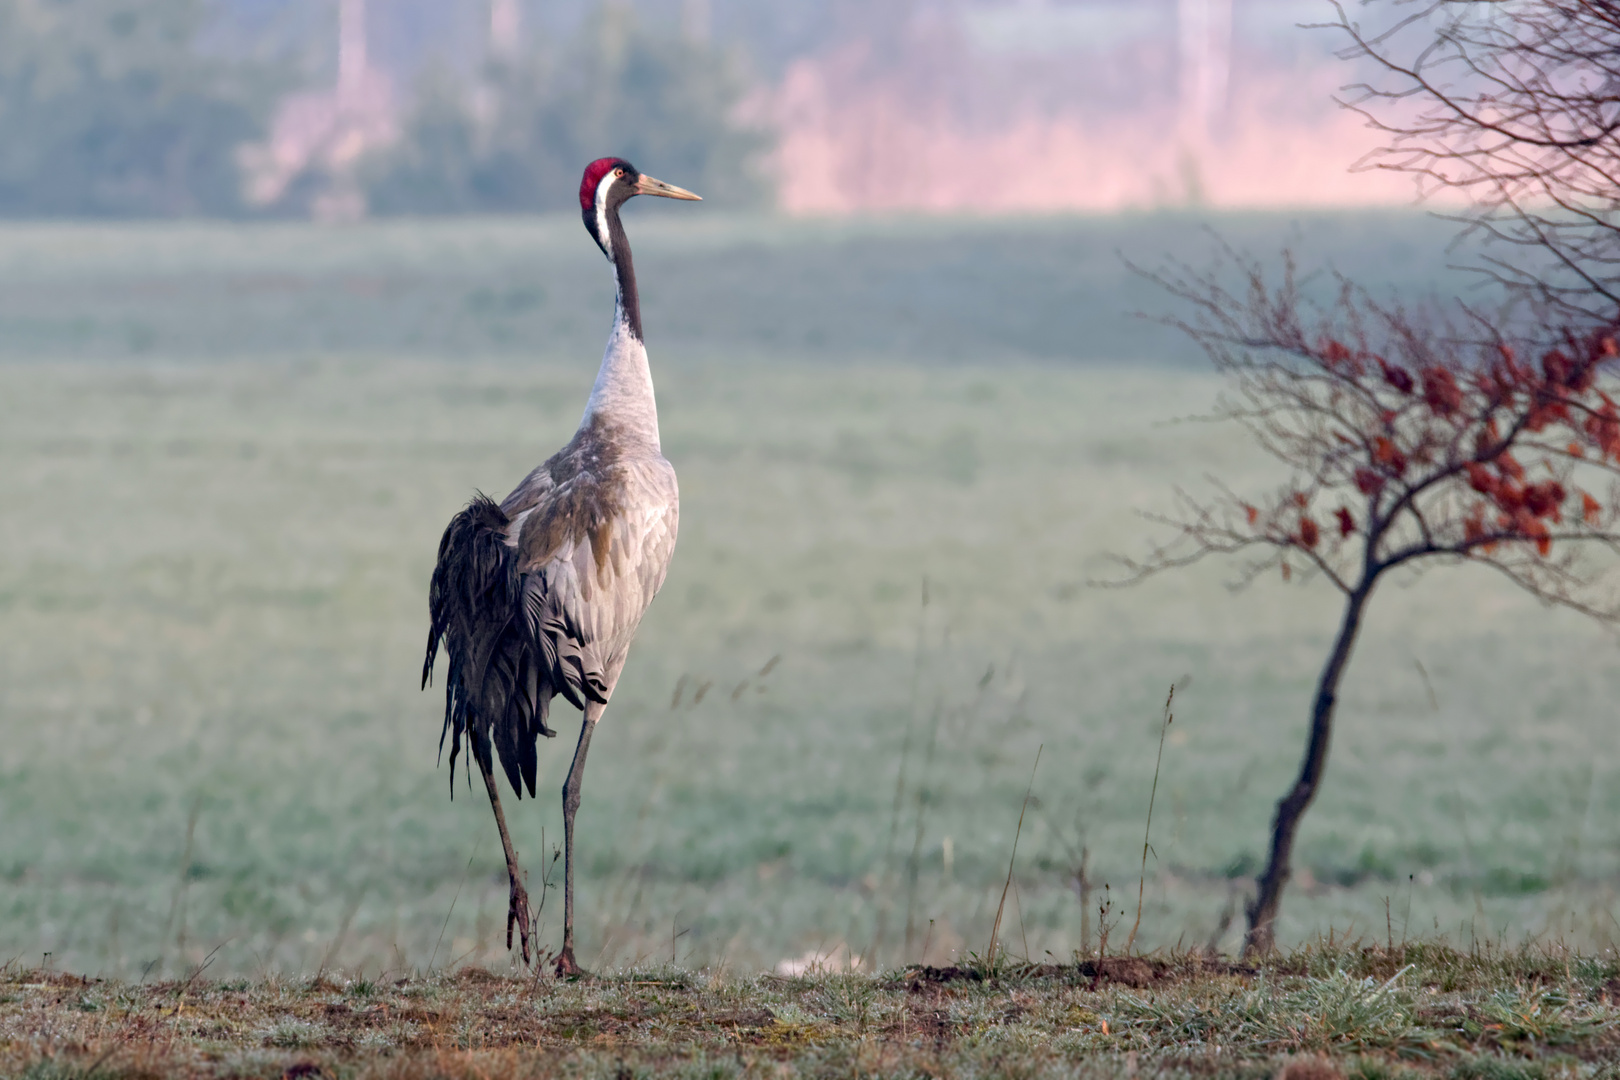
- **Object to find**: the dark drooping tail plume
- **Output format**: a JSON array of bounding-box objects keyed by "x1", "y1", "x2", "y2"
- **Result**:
[{"x1": 424, "y1": 495, "x2": 558, "y2": 799}]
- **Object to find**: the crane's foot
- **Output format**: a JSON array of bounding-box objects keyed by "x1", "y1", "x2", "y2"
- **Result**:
[
  {"x1": 506, "y1": 878, "x2": 533, "y2": 968},
  {"x1": 555, "y1": 945, "x2": 586, "y2": 979}
]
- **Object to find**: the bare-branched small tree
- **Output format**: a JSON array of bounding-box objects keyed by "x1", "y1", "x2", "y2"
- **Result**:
[
  {"x1": 1333, "y1": 0, "x2": 1620, "y2": 319},
  {"x1": 1123, "y1": 250, "x2": 1620, "y2": 956}
]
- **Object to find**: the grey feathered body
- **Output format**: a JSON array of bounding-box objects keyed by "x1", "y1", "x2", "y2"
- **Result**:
[
  {"x1": 423, "y1": 158, "x2": 699, "y2": 976},
  {"x1": 425, "y1": 303, "x2": 679, "y2": 800}
]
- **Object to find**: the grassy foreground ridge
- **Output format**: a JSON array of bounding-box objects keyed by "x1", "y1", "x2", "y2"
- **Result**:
[{"x1": 4, "y1": 945, "x2": 1620, "y2": 1078}]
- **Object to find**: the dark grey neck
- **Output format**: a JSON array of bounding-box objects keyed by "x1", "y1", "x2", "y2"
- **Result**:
[{"x1": 607, "y1": 207, "x2": 641, "y2": 341}]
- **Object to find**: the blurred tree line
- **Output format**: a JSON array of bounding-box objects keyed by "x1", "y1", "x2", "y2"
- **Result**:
[
  {"x1": 0, "y1": 0, "x2": 769, "y2": 218},
  {"x1": 361, "y1": 4, "x2": 771, "y2": 214},
  {"x1": 0, "y1": 0, "x2": 280, "y2": 216}
]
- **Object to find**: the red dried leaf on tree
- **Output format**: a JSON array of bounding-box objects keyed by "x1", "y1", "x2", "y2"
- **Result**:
[
  {"x1": 1491, "y1": 363, "x2": 1519, "y2": 402},
  {"x1": 1244, "y1": 503, "x2": 1259, "y2": 525},
  {"x1": 1373, "y1": 437, "x2": 1407, "y2": 475},
  {"x1": 1464, "y1": 507, "x2": 1486, "y2": 543},
  {"x1": 1422, "y1": 367, "x2": 1463, "y2": 415},
  {"x1": 1299, "y1": 517, "x2": 1320, "y2": 548},
  {"x1": 1568, "y1": 442, "x2": 1585, "y2": 458},
  {"x1": 1321, "y1": 339, "x2": 1352, "y2": 365},
  {"x1": 1523, "y1": 481, "x2": 1565, "y2": 519},
  {"x1": 1584, "y1": 403, "x2": 1620, "y2": 460},
  {"x1": 1354, "y1": 467, "x2": 1383, "y2": 495},
  {"x1": 1465, "y1": 462, "x2": 1496, "y2": 494},
  {"x1": 1583, "y1": 491, "x2": 1602, "y2": 524},
  {"x1": 1292, "y1": 491, "x2": 1309, "y2": 509},
  {"x1": 1335, "y1": 507, "x2": 1355, "y2": 537},
  {"x1": 1567, "y1": 346, "x2": 1597, "y2": 392},
  {"x1": 1542, "y1": 348, "x2": 1572, "y2": 388},
  {"x1": 1379, "y1": 358, "x2": 1415, "y2": 394},
  {"x1": 1526, "y1": 399, "x2": 1570, "y2": 432},
  {"x1": 1508, "y1": 509, "x2": 1552, "y2": 555},
  {"x1": 1496, "y1": 452, "x2": 1525, "y2": 480}
]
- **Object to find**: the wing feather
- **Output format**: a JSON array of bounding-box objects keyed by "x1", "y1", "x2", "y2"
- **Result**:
[
  {"x1": 426, "y1": 447, "x2": 677, "y2": 800},
  {"x1": 517, "y1": 456, "x2": 678, "y2": 703}
]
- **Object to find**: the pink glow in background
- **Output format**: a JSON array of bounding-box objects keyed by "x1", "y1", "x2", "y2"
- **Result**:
[{"x1": 764, "y1": 10, "x2": 1425, "y2": 215}]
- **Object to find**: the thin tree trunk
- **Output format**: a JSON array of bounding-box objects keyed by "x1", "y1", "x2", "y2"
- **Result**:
[{"x1": 1242, "y1": 582, "x2": 1374, "y2": 958}]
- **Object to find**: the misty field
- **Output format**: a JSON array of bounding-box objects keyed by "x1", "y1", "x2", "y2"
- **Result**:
[{"x1": 1, "y1": 214, "x2": 1618, "y2": 980}]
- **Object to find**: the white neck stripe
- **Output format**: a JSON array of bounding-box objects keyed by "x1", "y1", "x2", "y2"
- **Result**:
[{"x1": 595, "y1": 171, "x2": 618, "y2": 260}]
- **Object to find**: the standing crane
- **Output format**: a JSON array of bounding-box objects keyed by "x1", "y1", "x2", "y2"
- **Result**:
[{"x1": 424, "y1": 158, "x2": 699, "y2": 976}]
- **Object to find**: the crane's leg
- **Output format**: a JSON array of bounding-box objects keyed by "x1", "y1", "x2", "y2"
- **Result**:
[
  {"x1": 475, "y1": 745, "x2": 533, "y2": 968},
  {"x1": 556, "y1": 703, "x2": 601, "y2": 977}
]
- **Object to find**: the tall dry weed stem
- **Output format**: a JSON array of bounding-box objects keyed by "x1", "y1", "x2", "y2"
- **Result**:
[
  {"x1": 1126, "y1": 685, "x2": 1174, "y2": 954},
  {"x1": 985, "y1": 745, "x2": 1041, "y2": 969}
]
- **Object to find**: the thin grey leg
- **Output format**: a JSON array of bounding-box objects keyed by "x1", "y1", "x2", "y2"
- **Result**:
[
  {"x1": 556, "y1": 703, "x2": 601, "y2": 976},
  {"x1": 476, "y1": 746, "x2": 533, "y2": 967}
]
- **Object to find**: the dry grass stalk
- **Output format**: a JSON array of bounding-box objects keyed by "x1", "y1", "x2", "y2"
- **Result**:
[
  {"x1": 985, "y1": 745, "x2": 1041, "y2": 968},
  {"x1": 1126, "y1": 685, "x2": 1175, "y2": 954}
]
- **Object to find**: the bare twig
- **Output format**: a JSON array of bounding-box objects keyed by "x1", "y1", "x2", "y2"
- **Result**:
[
  {"x1": 872, "y1": 576, "x2": 929, "y2": 965},
  {"x1": 1329, "y1": 0, "x2": 1620, "y2": 320},
  {"x1": 177, "y1": 940, "x2": 228, "y2": 1000},
  {"x1": 987, "y1": 745, "x2": 1042, "y2": 968},
  {"x1": 430, "y1": 835, "x2": 482, "y2": 972},
  {"x1": 1126, "y1": 686, "x2": 1175, "y2": 954},
  {"x1": 158, "y1": 794, "x2": 202, "y2": 979},
  {"x1": 317, "y1": 885, "x2": 368, "y2": 980}
]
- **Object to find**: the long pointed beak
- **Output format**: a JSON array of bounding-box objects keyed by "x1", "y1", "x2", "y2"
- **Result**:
[{"x1": 635, "y1": 174, "x2": 702, "y2": 201}]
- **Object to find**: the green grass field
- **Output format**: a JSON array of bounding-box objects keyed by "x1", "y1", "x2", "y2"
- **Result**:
[{"x1": 1, "y1": 213, "x2": 1618, "y2": 982}]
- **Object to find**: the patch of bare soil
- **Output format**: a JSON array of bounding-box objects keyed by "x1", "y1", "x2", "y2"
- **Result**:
[{"x1": 904, "y1": 955, "x2": 1256, "y2": 988}]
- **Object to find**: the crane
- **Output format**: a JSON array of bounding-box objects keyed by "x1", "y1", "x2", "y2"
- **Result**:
[{"x1": 424, "y1": 158, "x2": 699, "y2": 976}]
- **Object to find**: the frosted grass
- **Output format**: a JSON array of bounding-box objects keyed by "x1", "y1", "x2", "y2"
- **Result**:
[{"x1": 2, "y1": 356, "x2": 1617, "y2": 976}]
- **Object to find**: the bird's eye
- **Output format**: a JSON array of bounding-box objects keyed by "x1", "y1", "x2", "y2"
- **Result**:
[{"x1": 614, "y1": 168, "x2": 625, "y2": 178}]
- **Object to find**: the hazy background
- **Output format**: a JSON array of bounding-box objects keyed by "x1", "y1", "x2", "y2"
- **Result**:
[
  {"x1": 0, "y1": 0, "x2": 1415, "y2": 221},
  {"x1": 3, "y1": 0, "x2": 1618, "y2": 980}
]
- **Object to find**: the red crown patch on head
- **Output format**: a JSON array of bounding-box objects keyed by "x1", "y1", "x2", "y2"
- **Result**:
[{"x1": 580, "y1": 158, "x2": 630, "y2": 212}]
